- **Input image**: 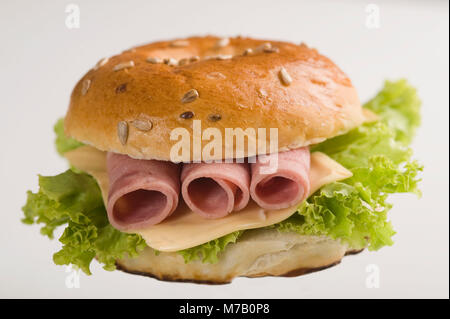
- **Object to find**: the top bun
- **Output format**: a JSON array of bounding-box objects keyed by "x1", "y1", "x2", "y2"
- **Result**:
[{"x1": 65, "y1": 36, "x2": 364, "y2": 161}]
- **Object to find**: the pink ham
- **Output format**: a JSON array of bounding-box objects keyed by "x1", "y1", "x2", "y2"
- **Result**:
[
  {"x1": 181, "y1": 162, "x2": 251, "y2": 218},
  {"x1": 250, "y1": 147, "x2": 310, "y2": 210},
  {"x1": 106, "y1": 152, "x2": 180, "y2": 231}
]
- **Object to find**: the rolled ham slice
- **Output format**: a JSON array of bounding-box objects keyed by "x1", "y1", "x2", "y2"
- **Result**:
[
  {"x1": 106, "y1": 152, "x2": 180, "y2": 231},
  {"x1": 181, "y1": 163, "x2": 251, "y2": 219},
  {"x1": 250, "y1": 147, "x2": 310, "y2": 210}
]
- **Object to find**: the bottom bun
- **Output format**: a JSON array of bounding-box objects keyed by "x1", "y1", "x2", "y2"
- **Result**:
[{"x1": 116, "y1": 229, "x2": 362, "y2": 284}]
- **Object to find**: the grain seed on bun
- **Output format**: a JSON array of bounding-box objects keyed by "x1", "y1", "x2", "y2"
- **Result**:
[{"x1": 65, "y1": 36, "x2": 364, "y2": 161}]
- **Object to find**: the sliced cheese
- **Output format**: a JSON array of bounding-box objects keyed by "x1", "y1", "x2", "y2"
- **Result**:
[{"x1": 65, "y1": 146, "x2": 352, "y2": 252}]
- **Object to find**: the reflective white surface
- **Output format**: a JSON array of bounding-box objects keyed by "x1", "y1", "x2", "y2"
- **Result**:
[{"x1": 0, "y1": 0, "x2": 448, "y2": 298}]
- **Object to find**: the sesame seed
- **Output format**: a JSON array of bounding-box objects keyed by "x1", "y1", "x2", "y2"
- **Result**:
[
  {"x1": 181, "y1": 89, "x2": 199, "y2": 103},
  {"x1": 113, "y1": 61, "x2": 135, "y2": 71},
  {"x1": 146, "y1": 57, "x2": 163, "y2": 64},
  {"x1": 117, "y1": 121, "x2": 128, "y2": 145},
  {"x1": 180, "y1": 111, "x2": 194, "y2": 119},
  {"x1": 279, "y1": 67, "x2": 292, "y2": 86},
  {"x1": 81, "y1": 79, "x2": 91, "y2": 96},
  {"x1": 170, "y1": 40, "x2": 189, "y2": 47},
  {"x1": 215, "y1": 37, "x2": 230, "y2": 48}
]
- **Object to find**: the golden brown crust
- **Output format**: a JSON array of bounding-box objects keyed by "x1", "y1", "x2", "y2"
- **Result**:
[
  {"x1": 65, "y1": 36, "x2": 364, "y2": 161},
  {"x1": 115, "y1": 229, "x2": 359, "y2": 284},
  {"x1": 116, "y1": 259, "x2": 342, "y2": 285}
]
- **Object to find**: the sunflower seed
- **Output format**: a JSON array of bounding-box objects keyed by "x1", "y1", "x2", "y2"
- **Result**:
[
  {"x1": 178, "y1": 58, "x2": 189, "y2": 66},
  {"x1": 146, "y1": 57, "x2": 163, "y2": 64},
  {"x1": 181, "y1": 89, "x2": 199, "y2": 103},
  {"x1": 279, "y1": 67, "x2": 292, "y2": 86},
  {"x1": 208, "y1": 113, "x2": 222, "y2": 122},
  {"x1": 163, "y1": 58, "x2": 178, "y2": 66},
  {"x1": 131, "y1": 118, "x2": 153, "y2": 131},
  {"x1": 115, "y1": 83, "x2": 127, "y2": 93},
  {"x1": 255, "y1": 42, "x2": 272, "y2": 52},
  {"x1": 113, "y1": 61, "x2": 135, "y2": 71},
  {"x1": 206, "y1": 72, "x2": 226, "y2": 79},
  {"x1": 94, "y1": 57, "x2": 109, "y2": 70},
  {"x1": 180, "y1": 111, "x2": 194, "y2": 119},
  {"x1": 81, "y1": 79, "x2": 91, "y2": 95},
  {"x1": 264, "y1": 46, "x2": 279, "y2": 53},
  {"x1": 243, "y1": 48, "x2": 253, "y2": 56},
  {"x1": 170, "y1": 40, "x2": 189, "y2": 47},
  {"x1": 215, "y1": 54, "x2": 232, "y2": 60},
  {"x1": 117, "y1": 121, "x2": 128, "y2": 145},
  {"x1": 215, "y1": 37, "x2": 230, "y2": 48},
  {"x1": 190, "y1": 56, "x2": 200, "y2": 62}
]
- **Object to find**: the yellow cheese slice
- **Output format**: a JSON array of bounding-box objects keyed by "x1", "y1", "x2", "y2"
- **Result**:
[{"x1": 65, "y1": 146, "x2": 352, "y2": 252}]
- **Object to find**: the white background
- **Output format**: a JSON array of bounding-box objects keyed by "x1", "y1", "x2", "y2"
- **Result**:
[{"x1": 0, "y1": 0, "x2": 448, "y2": 299}]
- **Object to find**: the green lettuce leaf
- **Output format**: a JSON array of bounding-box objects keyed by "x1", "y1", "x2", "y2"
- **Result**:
[
  {"x1": 54, "y1": 118, "x2": 84, "y2": 156},
  {"x1": 178, "y1": 231, "x2": 243, "y2": 264},
  {"x1": 312, "y1": 121, "x2": 411, "y2": 169},
  {"x1": 276, "y1": 79, "x2": 422, "y2": 250},
  {"x1": 276, "y1": 157, "x2": 421, "y2": 251},
  {"x1": 23, "y1": 79, "x2": 422, "y2": 270},
  {"x1": 22, "y1": 170, "x2": 146, "y2": 274},
  {"x1": 364, "y1": 79, "x2": 421, "y2": 145}
]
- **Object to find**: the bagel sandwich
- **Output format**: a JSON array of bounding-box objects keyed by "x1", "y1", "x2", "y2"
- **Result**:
[{"x1": 22, "y1": 36, "x2": 422, "y2": 284}]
